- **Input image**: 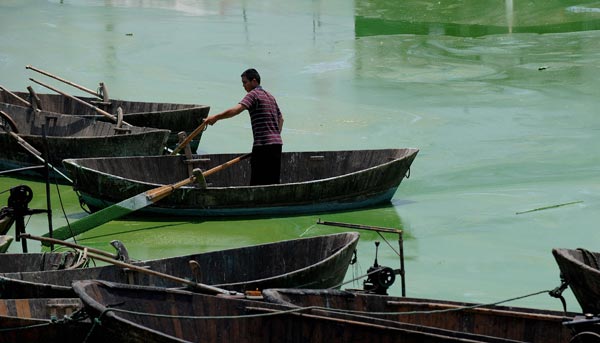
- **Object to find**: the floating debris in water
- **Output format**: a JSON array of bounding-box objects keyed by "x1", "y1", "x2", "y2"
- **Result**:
[{"x1": 516, "y1": 200, "x2": 583, "y2": 215}]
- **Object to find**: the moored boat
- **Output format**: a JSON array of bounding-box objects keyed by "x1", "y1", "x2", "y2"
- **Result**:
[
  {"x1": 552, "y1": 248, "x2": 600, "y2": 314},
  {"x1": 0, "y1": 90, "x2": 209, "y2": 151},
  {"x1": 72, "y1": 280, "x2": 525, "y2": 343},
  {"x1": 0, "y1": 232, "x2": 358, "y2": 298},
  {"x1": 63, "y1": 148, "x2": 419, "y2": 217},
  {"x1": 262, "y1": 288, "x2": 575, "y2": 343},
  {"x1": 0, "y1": 102, "x2": 169, "y2": 180}
]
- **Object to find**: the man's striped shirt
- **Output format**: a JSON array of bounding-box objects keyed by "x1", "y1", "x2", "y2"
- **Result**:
[{"x1": 239, "y1": 86, "x2": 283, "y2": 146}]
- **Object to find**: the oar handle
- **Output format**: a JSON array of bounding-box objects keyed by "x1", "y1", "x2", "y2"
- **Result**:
[
  {"x1": 26, "y1": 65, "x2": 101, "y2": 98},
  {"x1": 0, "y1": 85, "x2": 31, "y2": 107},
  {"x1": 85, "y1": 251, "x2": 239, "y2": 296},
  {"x1": 9, "y1": 131, "x2": 41, "y2": 156},
  {"x1": 20, "y1": 233, "x2": 117, "y2": 259},
  {"x1": 145, "y1": 153, "x2": 251, "y2": 201},
  {"x1": 203, "y1": 153, "x2": 251, "y2": 177},
  {"x1": 28, "y1": 78, "x2": 132, "y2": 127},
  {"x1": 170, "y1": 121, "x2": 208, "y2": 155},
  {"x1": 145, "y1": 175, "x2": 197, "y2": 201}
]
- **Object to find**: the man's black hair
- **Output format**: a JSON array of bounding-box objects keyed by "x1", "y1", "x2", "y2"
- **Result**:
[{"x1": 241, "y1": 68, "x2": 261, "y2": 84}]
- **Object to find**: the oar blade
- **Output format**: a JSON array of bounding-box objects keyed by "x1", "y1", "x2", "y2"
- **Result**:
[{"x1": 42, "y1": 193, "x2": 153, "y2": 244}]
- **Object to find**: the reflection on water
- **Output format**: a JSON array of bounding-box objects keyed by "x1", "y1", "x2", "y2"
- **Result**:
[
  {"x1": 355, "y1": 0, "x2": 600, "y2": 37},
  {"x1": 54, "y1": 0, "x2": 218, "y2": 16}
]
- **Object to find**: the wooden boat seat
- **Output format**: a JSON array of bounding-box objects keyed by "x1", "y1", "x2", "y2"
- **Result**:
[
  {"x1": 113, "y1": 127, "x2": 132, "y2": 135},
  {"x1": 90, "y1": 101, "x2": 112, "y2": 106},
  {"x1": 184, "y1": 158, "x2": 211, "y2": 164}
]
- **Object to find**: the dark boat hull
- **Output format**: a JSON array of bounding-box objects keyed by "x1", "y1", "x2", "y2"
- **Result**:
[
  {"x1": 0, "y1": 91, "x2": 209, "y2": 151},
  {"x1": 262, "y1": 288, "x2": 574, "y2": 343},
  {"x1": 63, "y1": 148, "x2": 419, "y2": 217},
  {"x1": 0, "y1": 233, "x2": 358, "y2": 298},
  {"x1": 552, "y1": 248, "x2": 600, "y2": 314},
  {"x1": 0, "y1": 298, "x2": 91, "y2": 343},
  {"x1": 0, "y1": 102, "x2": 169, "y2": 179},
  {"x1": 73, "y1": 280, "x2": 523, "y2": 343}
]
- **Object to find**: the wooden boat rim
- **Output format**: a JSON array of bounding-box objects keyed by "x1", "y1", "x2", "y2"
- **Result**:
[
  {"x1": 213, "y1": 232, "x2": 359, "y2": 288},
  {"x1": 63, "y1": 148, "x2": 419, "y2": 189},
  {"x1": 1, "y1": 91, "x2": 211, "y2": 112},
  {"x1": 74, "y1": 280, "x2": 189, "y2": 342},
  {"x1": 0, "y1": 232, "x2": 358, "y2": 288},
  {"x1": 553, "y1": 248, "x2": 600, "y2": 274},
  {"x1": 5, "y1": 129, "x2": 171, "y2": 140},
  {"x1": 261, "y1": 288, "x2": 576, "y2": 320}
]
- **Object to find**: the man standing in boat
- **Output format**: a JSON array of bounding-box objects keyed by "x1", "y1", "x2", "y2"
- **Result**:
[{"x1": 205, "y1": 68, "x2": 284, "y2": 185}]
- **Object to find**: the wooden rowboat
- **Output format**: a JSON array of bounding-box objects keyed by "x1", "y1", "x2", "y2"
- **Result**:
[
  {"x1": 72, "y1": 280, "x2": 525, "y2": 343},
  {"x1": 0, "y1": 298, "x2": 91, "y2": 343},
  {"x1": 552, "y1": 248, "x2": 600, "y2": 314},
  {"x1": 0, "y1": 90, "x2": 209, "y2": 151},
  {"x1": 262, "y1": 288, "x2": 575, "y2": 343},
  {"x1": 0, "y1": 232, "x2": 359, "y2": 298},
  {"x1": 63, "y1": 148, "x2": 419, "y2": 217},
  {"x1": 0, "y1": 102, "x2": 169, "y2": 179}
]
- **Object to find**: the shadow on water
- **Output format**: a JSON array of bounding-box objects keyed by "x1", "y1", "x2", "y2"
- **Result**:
[
  {"x1": 76, "y1": 221, "x2": 187, "y2": 242},
  {"x1": 74, "y1": 202, "x2": 415, "y2": 244}
]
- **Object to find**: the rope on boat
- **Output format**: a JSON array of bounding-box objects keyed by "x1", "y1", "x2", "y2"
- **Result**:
[
  {"x1": 315, "y1": 289, "x2": 555, "y2": 317},
  {"x1": 376, "y1": 231, "x2": 401, "y2": 257},
  {"x1": 82, "y1": 305, "x2": 327, "y2": 342},
  {"x1": 53, "y1": 180, "x2": 79, "y2": 245},
  {"x1": 0, "y1": 308, "x2": 89, "y2": 333},
  {"x1": 80, "y1": 288, "x2": 558, "y2": 342},
  {"x1": 0, "y1": 321, "x2": 53, "y2": 332},
  {"x1": 328, "y1": 266, "x2": 389, "y2": 289}
]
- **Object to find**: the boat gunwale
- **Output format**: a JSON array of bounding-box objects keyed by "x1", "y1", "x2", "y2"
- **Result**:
[
  {"x1": 211, "y1": 232, "x2": 359, "y2": 288},
  {"x1": 63, "y1": 148, "x2": 419, "y2": 189}
]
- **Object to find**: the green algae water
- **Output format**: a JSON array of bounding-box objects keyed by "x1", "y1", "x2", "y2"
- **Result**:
[{"x1": 1, "y1": 0, "x2": 599, "y2": 312}]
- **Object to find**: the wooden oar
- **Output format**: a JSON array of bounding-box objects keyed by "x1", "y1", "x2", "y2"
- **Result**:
[
  {"x1": 43, "y1": 153, "x2": 251, "y2": 243},
  {"x1": 28, "y1": 78, "x2": 132, "y2": 126},
  {"x1": 26, "y1": 65, "x2": 101, "y2": 99},
  {"x1": 85, "y1": 250, "x2": 240, "y2": 295},
  {"x1": 0, "y1": 110, "x2": 73, "y2": 183},
  {"x1": 20, "y1": 233, "x2": 119, "y2": 259},
  {"x1": 170, "y1": 120, "x2": 209, "y2": 155},
  {"x1": 0, "y1": 85, "x2": 32, "y2": 107}
]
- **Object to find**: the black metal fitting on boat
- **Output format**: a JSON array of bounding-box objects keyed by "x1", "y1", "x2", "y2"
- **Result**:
[
  {"x1": 4, "y1": 185, "x2": 47, "y2": 252},
  {"x1": 363, "y1": 241, "x2": 398, "y2": 295}
]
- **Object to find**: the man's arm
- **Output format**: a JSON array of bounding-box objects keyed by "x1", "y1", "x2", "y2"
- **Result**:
[
  {"x1": 205, "y1": 103, "x2": 246, "y2": 125},
  {"x1": 278, "y1": 114, "x2": 284, "y2": 132}
]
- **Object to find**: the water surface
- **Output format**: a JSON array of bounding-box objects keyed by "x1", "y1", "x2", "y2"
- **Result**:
[{"x1": 1, "y1": 0, "x2": 599, "y2": 311}]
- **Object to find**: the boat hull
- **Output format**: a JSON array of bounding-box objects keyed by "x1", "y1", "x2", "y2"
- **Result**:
[
  {"x1": 0, "y1": 91, "x2": 209, "y2": 151},
  {"x1": 262, "y1": 288, "x2": 575, "y2": 343},
  {"x1": 0, "y1": 298, "x2": 91, "y2": 343},
  {"x1": 0, "y1": 102, "x2": 169, "y2": 179},
  {"x1": 0, "y1": 233, "x2": 358, "y2": 298},
  {"x1": 552, "y1": 248, "x2": 600, "y2": 314},
  {"x1": 73, "y1": 280, "x2": 523, "y2": 343},
  {"x1": 64, "y1": 148, "x2": 419, "y2": 217}
]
